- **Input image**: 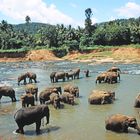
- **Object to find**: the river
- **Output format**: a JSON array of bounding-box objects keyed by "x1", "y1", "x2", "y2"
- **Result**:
[{"x1": 0, "y1": 61, "x2": 140, "y2": 140}]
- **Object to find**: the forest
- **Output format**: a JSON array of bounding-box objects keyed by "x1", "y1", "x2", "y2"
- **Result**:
[{"x1": 0, "y1": 8, "x2": 140, "y2": 54}]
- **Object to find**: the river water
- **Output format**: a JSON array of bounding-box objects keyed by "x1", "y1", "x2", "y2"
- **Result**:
[{"x1": 0, "y1": 61, "x2": 140, "y2": 140}]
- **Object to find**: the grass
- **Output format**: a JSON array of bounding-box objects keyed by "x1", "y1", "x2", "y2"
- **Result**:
[{"x1": 0, "y1": 44, "x2": 140, "y2": 53}]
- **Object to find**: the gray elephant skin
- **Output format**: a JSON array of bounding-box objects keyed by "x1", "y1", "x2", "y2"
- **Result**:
[
  {"x1": 88, "y1": 90, "x2": 114, "y2": 104},
  {"x1": 20, "y1": 93, "x2": 35, "y2": 107},
  {"x1": 64, "y1": 84, "x2": 79, "y2": 97},
  {"x1": 39, "y1": 86, "x2": 61, "y2": 109},
  {"x1": 0, "y1": 86, "x2": 16, "y2": 102},
  {"x1": 105, "y1": 114, "x2": 140, "y2": 134},
  {"x1": 18, "y1": 73, "x2": 27, "y2": 85},
  {"x1": 25, "y1": 84, "x2": 38, "y2": 101},
  {"x1": 26, "y1": 72, "x2": 37, "y2": 83},
  {"x1": 60, "y1": 92, "x2": 75, "y2": 105},
  {"x1": 50, "y1": 72, "x2": 56, "y2": 83},
  {"x1": 134, "y1": 94, "x2": 140, "y2": 108},
  {"x1": 54, "y1": 71, "x2": 66, "y2": 82},
  {"x1": 72, "y1": 68, "x2": 80, "y2": 79},
  {"x1": 14, "y1": 104, "x2": 50, "y2": 134}
]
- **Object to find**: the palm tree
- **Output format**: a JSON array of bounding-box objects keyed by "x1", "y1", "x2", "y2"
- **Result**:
[{"x1": 25, "y1": 16, "x2": 31, "y2": 24}]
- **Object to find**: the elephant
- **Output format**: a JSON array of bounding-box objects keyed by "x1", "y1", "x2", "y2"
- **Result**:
[
  {"x1": 48, "y1": 92, "x2": 61, "y2": 109},
  {"x1": 0, "y1": 86, "x2": 16, "y2": 102},
  {"x1": 84, "y1": 69, "x2": 89, "y2": 77},
  {"x1": 105, "y1": 114, "x2": 140, "y2": 134},
  {"x1": 14, "y1": 104, "x2": 50, "y2": 134},
  {"x1": 18, "y1": 73, "x2": 27, "y2": 85},
  {"x1": 39, "y1": 88, "x2": 61, "y2": 109},
  {"x1": 26, "y1": 72, "x2": 37, "y2": 83},
  {"x1": 55, "y1": 71, "x2": 66, "y2": 82},
  {"x1": 88, "y1": 91, "x2": 113, "y2": 104},
  {"x1": 105, "y1": 72, "x2": 119, "y2": 84},
  {"x1": 39, "y1": 86, "x2": 61, "y2": 104},
  {"x1": 95, "y1": 72, "x2": 107, "y2": 84},
  {"x1": 65, "y1": 71, "x2": 74, "y2": 80},
  {"x1": 72, "y1": 68, "x2": 80, "y2": 79},
  {"x1": 25, "y1": 84, "x2": 38, "y2": 101},
  {"x1": 20, "y1": 93, "x2": 35, "y2": 107},
  {"x1": 134, "y1": 94, "x2": 140, "y2": 108},
  {"x1": 63, "y1": 84, "x2": 79, "y2": 97},
  {"x1": 107, "y1": 66, "x2": 121, "y2": 73},
  {"x1": 47, "y1": 86, "x2": 62, "y2": 95},
  {"x1": 92, "y1": 90, "x2": 115, "y2": 101},
  {"x1": 50, "y1": 72, "x2": 56, "y2": 83},
  {"x1": 60, "y1": 92, "x2": 75, "y2": 105}
]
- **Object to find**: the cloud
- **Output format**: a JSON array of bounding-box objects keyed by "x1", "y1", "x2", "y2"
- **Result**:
[
  {"x1": 115, "y1": 2, "x2": 140, "y2": 18},
  {"x1": 70, "y1": 3, "x2": 77, "y2": 8},
  {"x1": 0, "y1": 0, "x2": 81, "y2": 26}
]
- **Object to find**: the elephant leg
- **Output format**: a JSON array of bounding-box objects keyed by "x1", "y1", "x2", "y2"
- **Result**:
[
  {"x1": 122, "y1": 123, "x2": 128, "y2": 133},
  {"x1": 0, "y1": 95, "x2": 2, "y2": 102},
  {"x1": 36, "y1": 120, "x2": 41, "y2": 134},
  {"x1": 34, "y1": 79, "x2": 37, "y2": 83},
  {"x1": 24, "y1": 79, "x2": 26, "y2": 85},
  {"x1": 35, "y1": 93, "x2": 38, "y2": 101},
  {"x1": 16, "y1": 123, "x2": 24, "y2": 134}
]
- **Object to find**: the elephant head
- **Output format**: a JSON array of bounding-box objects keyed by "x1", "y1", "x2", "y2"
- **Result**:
[
  {"x1": 127, "y1": 117, "x2": 140, "y2": 133},
  {"x1": 26, "y1": 72, "x2": 37, "y2": 83},
  {"x1": 105, "y1": 114, "x2": 140, "y2": 135},
  {"x1": 50, "y1": 72, "x2": 56, "y2": 83},
  {"x1": 42, "y1": 105, "x2": 50, "y2": 125},
  {"x1": 49, "y1": 93, "x2": 61, "y2": 109},
  {"x1": 134, "y1": 94, "x2": 140, "y2": 108}
]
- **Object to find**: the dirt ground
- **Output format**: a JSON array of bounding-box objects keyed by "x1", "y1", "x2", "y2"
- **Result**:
[{"x1": 1, "y1": 47, "x2": 140, "y2": 64}]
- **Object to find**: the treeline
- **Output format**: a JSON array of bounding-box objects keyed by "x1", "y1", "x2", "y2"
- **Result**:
[{"x1": 0, "y1": 17, "x2": 140, "y2": 53}]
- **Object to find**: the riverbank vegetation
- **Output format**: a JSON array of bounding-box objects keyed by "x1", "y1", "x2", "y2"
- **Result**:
[{"x1": 0, "y1": 9, "x2": 140, "y2": 57}]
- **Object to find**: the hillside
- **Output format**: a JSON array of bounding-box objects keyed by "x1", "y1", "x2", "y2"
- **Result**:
[{"x1": 13, "y1": 22, "x2": 53, "y2": 34}]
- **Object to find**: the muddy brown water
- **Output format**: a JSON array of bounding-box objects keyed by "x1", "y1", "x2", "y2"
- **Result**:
[{"x1": 0, "y1": 61, "x2": 140, "y2": 140}]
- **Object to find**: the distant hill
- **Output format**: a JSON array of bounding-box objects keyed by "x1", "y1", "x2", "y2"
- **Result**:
[{"x1": 13, "y1": 22, "x2": 54, "y2": 34}]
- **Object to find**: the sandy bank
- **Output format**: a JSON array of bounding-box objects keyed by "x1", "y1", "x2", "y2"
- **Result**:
[{"x1": 0, "y1": 47, "x2": 140, "y2": 64}]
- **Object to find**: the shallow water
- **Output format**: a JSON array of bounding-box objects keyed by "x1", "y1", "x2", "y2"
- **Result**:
[{"x1": 0, "y1": 61, "x2": 140, "y2": 140}]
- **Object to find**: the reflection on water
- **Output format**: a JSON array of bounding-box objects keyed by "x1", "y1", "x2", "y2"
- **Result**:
[{"x1": 0, "y1": 61, "x2": 140, "y2": 140}]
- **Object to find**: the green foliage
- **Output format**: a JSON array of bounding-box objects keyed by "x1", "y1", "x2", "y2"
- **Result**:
[{"x1": 0, "y1": 16, "x2": 140, "y2": 53}]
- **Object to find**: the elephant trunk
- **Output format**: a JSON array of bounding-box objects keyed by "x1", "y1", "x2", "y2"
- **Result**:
[
  {"x1": 135, "y1": 125, "x2": 140, "y2": 135},
  {"x1": 46, "y1": 110, "x2": 50, "y2": 125}
]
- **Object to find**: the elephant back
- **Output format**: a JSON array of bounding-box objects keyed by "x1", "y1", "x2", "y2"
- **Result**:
[{"x1": 25, "y1": 84, "x2": 38, "y2": 95}]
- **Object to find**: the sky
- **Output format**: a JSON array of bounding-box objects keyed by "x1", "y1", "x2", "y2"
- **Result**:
[{"x1": 0, "y1": 0, "x2": 140, "y2": 27}]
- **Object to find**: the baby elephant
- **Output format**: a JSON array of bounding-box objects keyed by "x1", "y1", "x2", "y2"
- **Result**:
[
  {"x1": 14, "y1": 105, "x2": 50, "y2": 134},
  {"x1": 18, "y1": 73, "x2": 27, "y2": 85},
  {"x1": 64, "y1": 84, "x2": 79, "y2": 97},
  {"x1": 49, "y1": 93, "x2": 61, "y2": 109},
  {"x1": 25, "y1": 84, "x2": 38, "y2": 101},
  {"x1": 105, "y1": 114, "x2": 140, "y2": 134},
  {"x1": 0, "y1": 86, "x2": 16, "y2": 102},
  {"x1": 60, "y1": 92, "x2": 75, "y2": 105},
  {"x1": 20, "y1": 93, "x2": 35, "y2": 107}
]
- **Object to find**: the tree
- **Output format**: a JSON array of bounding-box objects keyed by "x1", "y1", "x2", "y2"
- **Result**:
[
  {"x1": 25, "y1": 16, "x2": 31, "y2": 24},
  {"x1": 84, "y1": 8, "x2": 93, "y2": 37}
]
